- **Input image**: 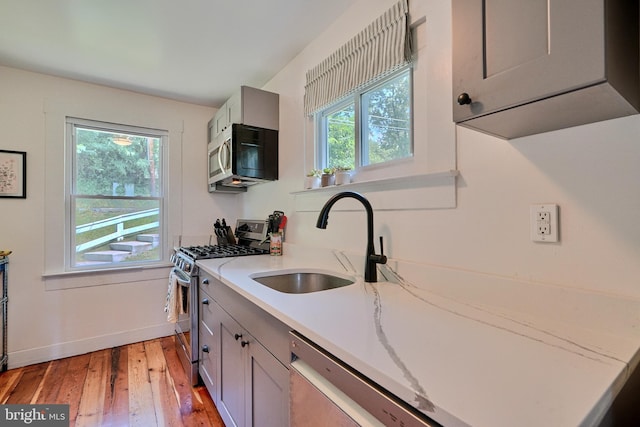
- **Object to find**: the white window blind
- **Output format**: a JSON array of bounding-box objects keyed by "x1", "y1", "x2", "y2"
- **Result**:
[{"x1": 304, "y1": 0, "x2": 412, "y2": 116}]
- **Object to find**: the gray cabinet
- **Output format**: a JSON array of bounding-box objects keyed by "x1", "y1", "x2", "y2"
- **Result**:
[
  {"x1": 199, "y1": 287, "x2": 218, "y2": 401},
  {"x1": 216, "y1": 306, "x2": 289, "y2": 427},
  {"x1": 209, "y1": 86, "x2": 279, "y2": 142},
  {"x1": 199, "y1": 271, "x2": 290, "y2": 427},
  {"x1": 247, "y1": 335, "x2": 289, "y2": 427},
  {"x1": 452, "y1": 0, "x2": 639, "y2": 139},
  {"x1": 217, "y1": 307, "x2": 247, "y2": 427}
]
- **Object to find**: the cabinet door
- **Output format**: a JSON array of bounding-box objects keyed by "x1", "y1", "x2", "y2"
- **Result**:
[
  {"x1": 217, "y1": 309, "x2": 247, "y2": 427},
  {"x1": 247, "y1": 340, "x2": 290, "y2": 427},
  {"x1": 452, "y1": 0, "x2": 605, "y2": 122},
  {"x1": 227, "y1": 90, "x2": 242, "y2": 126},
  {"x1": 214, "y1": 101, "x2": 229, "y2": 136},
  {"x1": 199, "y1": 290, "x2": 218, "y2": 401},
  {"x1": 207, "y1": 118, "x2": 215, "y2": 144}
]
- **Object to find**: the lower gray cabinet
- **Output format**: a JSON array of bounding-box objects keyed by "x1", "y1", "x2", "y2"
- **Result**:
[
  {"x1": 217, "y1": 308, "x2": 246, "y2": 427},
  {"x1": 199, "y1": 271, "x2": 290, "y2": 427},
  {"x1": 217, "y1": 307, "x2": 289, "y2": 427},
  {"x1": 199, "y1": 289, "x2": 218, "y2": 402}
]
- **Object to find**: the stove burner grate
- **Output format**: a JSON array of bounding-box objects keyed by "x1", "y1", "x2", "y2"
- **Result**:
[{"x1": 179, "y1": 244, "x2": 267, "y2": 260}]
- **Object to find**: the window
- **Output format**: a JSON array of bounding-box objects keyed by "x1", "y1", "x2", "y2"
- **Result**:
[
  {"x1": 317, "y1": 67, "x2": 412, "y2": 171},
  {"x1": 66, "y1": 118, "x2": 166, "y2": 271}
]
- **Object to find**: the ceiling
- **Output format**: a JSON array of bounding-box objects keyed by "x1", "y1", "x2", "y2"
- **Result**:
[{"x1": 0, "y1": 0, "x2": 356, "y2": 107}]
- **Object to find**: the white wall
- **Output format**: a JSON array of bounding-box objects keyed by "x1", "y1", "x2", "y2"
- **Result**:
[
  {"x1": 245, "y1": 0, "x2": 640, "y2": 299},
  {"x1": 2, "y1": 0, "x2": 639, "y2": 368},
  {"x1": 0, "y1": 66, "x2": 233, "y2": 368}
]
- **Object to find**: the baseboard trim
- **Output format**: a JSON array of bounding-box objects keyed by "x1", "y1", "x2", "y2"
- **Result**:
[{"x1": 7, "y1": 323, "x2": 175, "y2": 369}]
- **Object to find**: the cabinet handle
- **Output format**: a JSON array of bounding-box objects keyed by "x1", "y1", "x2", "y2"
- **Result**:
[
  {"x1": 202, "y1": 298, "x2": 209, "y2": 305},
  {"x1": 241, "y1": 341, "x2": 249, "y2": 348},
  {"x1": 234, "y1": 333, "x2": 243, "y2": 341},
  {"x1": 202, "y1": 278, "x2": 210, "y2": 285},
  {"x1": 457, "y1": 92, "x2": 472, "y2": 105},
  {"x1": 202, "y1": 345, "x2": 210, "y2": 353}
]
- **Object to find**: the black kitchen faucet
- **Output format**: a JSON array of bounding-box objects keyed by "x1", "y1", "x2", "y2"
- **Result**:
[{"x1": 316, "y1": 191, "x2": 387, "y2": 282}]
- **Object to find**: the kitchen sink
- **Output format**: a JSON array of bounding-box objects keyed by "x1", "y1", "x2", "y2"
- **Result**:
[{"x1": 251, "y1": 271, "x2": 355, "y2": 294}]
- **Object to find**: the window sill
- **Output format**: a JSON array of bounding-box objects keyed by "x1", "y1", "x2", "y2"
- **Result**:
[
  {"x1": 43, "y1": 263, "x2": 173, "y2": 291},
  {"x1": 291, "y1": 170, "x2": 458, "y2": 212}
]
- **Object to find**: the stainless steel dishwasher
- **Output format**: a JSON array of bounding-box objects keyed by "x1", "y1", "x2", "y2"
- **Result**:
[{"x1": 289, "y1": 331, "x2": 440, "y2": 427}]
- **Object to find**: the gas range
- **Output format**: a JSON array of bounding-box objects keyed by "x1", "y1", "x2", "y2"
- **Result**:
[
  {"x1": 169, "y1": 218, "x2": 271, "y2": 388},
  {"x1": 178, "y1": 244, "x2": 267, "y2": 260},
  {"x1": 171, "y1": 219, "x2": 270, "y2": 276}
]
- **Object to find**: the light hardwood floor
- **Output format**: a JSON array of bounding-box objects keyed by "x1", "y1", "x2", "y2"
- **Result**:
[{"x1": 0, "y1": 336, "x2": 225, "y2": 426}]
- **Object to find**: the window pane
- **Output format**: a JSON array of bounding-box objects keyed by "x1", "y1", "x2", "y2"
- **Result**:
[
  {"x1": 75, "y1": 127, "x2": 161, "y2": 197},
  {"x1": 70, "y1": 121, "x2": 164, "y2": 270},
  {"x1": 362, "y1": 72, "x2": 411, "y2": 165},
  {"x1": 326, "y1": 103, "x2": 355, "y2": 169},
  {"x1": 73, "y1": 197, "x2": 160, "y2": 267}
]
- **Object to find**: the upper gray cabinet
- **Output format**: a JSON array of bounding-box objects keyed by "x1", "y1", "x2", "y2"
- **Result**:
[
  {"x1": 452, "y1": 0, "x2": 639, "y2": 139},
  {"x1": 209, "y1": 86, "x2": 279, "y2": 142}
]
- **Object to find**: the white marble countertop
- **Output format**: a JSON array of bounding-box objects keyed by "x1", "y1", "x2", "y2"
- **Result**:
[{"x1": 196, "y1": 243, "x2": 640, "y2": 427}]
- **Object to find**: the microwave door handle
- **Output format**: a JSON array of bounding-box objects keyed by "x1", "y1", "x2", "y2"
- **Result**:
[
  {"x1": 223, "y1": 140, "x2": 231, "y2": 172},
  {"x1": 218, "y1": 144, "x2": 225, "y2": 174},
  {"x1": 219, "y1": 140, "x2": 230, "y2": 174}
]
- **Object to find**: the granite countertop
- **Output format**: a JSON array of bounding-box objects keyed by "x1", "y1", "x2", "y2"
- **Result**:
[{"x1": 196, "y1": 243, "x2": 640, "y2": 427}]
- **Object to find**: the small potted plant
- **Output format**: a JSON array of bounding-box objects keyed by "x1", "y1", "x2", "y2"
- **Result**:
[
  {"x1": 304, "y1": 169, "x2": 322, "y2": 189},
  {"x1": 334, "y1": 166, "x2": 353, "y2": 185},
  {"x1": 321, "y1": 167, "x2": 335, "y2": 187}
]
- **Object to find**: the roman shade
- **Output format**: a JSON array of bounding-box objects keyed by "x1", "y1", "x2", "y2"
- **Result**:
[{"x1": 304, "y1": 0, "x2": 412, "y2": 116}]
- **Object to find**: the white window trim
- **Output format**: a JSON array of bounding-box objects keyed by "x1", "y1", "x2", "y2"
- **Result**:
[
  {"x1": 43, "y1": 99, "x2": 183, "y2": 289},
  {"x1": 65, "y1": 117, "x2": 168, "y2": 272}
]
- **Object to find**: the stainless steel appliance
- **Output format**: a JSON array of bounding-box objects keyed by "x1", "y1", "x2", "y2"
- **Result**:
[
  {"x1": 170, "y1": 219, "x2": 269, "y2": 385},
  {"x1": 208, "y1": 123, "x2": 278, "y2": 193},
  {"x1": 290, "y1": 331, "x2": 439, "y2": 427}
]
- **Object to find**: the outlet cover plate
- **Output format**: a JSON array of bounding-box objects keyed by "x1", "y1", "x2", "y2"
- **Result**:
[{"x1": 531, "y1": 204, "x2": 559, "y2": 242}]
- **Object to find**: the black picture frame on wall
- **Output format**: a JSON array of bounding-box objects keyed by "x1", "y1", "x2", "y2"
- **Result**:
[{"x1": 0, "y1": 150, "x2": 26, "y2": 199}]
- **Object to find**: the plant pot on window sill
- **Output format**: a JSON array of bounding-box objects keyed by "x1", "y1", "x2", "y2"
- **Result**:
[
  {"x1": 304, "y1": 176, "x2": 321, "y2": 189},
  {"x1": 335, "y1": 170, "x2": 352, "y2": 185},
  {"x1": 321, "y1": 173, "x2": 335, "y2": 187}
]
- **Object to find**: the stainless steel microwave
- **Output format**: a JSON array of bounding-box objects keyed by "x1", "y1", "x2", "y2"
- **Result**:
[{"x1": 208, "y1": 124, "x2": 278, "y2": 192}]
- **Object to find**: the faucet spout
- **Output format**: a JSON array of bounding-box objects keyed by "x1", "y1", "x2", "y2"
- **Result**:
[{"x1": 316, "y1": 191, "x2": 387, "y2": 282}]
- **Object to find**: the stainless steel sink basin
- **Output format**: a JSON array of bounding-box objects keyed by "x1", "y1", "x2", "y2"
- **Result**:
[{"x1": 251, "y1": 271, "x2": 355, "y2": 294}]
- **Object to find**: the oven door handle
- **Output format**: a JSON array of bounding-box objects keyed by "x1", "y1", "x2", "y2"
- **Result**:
[{"x1": 172, "y1": 268, "x2": 191, "y2": 285}]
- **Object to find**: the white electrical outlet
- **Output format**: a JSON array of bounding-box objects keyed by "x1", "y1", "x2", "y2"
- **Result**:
[{"x1": 531, "y1": 204, "x2": 559, "y2": 242}]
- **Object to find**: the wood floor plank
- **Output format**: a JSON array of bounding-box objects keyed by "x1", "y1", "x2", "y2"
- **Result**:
[
  {"x1": 128, "y1": 341, "x2": 158, "y2": 426},
  {"x1": 0, "y1": 368, "x2": 23, "y2": 403},
  {"x1": 56, "y1": 352, "x2": 92, "y2": 426},
  {"x1": 76, "y1": 349, "x2": 109, "y2": 427},
  {"x1": 160, "y1": 336, "x2": 195, "y2": 414},
  {"x1": 160, "y1": 336, "x2": 198, "y2": 417},
  {"x1": 29, "y1": 362, "x2": 53, "y2": 404},
  {"x1": 145, "y1": 339, "x2": 183, "y2": 426},
  {"x1": 160, "y1": 336, "x2": 225, "y2": 426},
  {"x1": 101, "y1": 346, "x2": 129, "y2": 427},
  {"x1": 4, "y1": 362, "x2": 49, "y2": 404},
  {"x1": 194, "y1": 385, "x2": 226, "y2": 427},
  {"x1": 33, "y1": 358, "x2": 70, "y2": 404}
]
